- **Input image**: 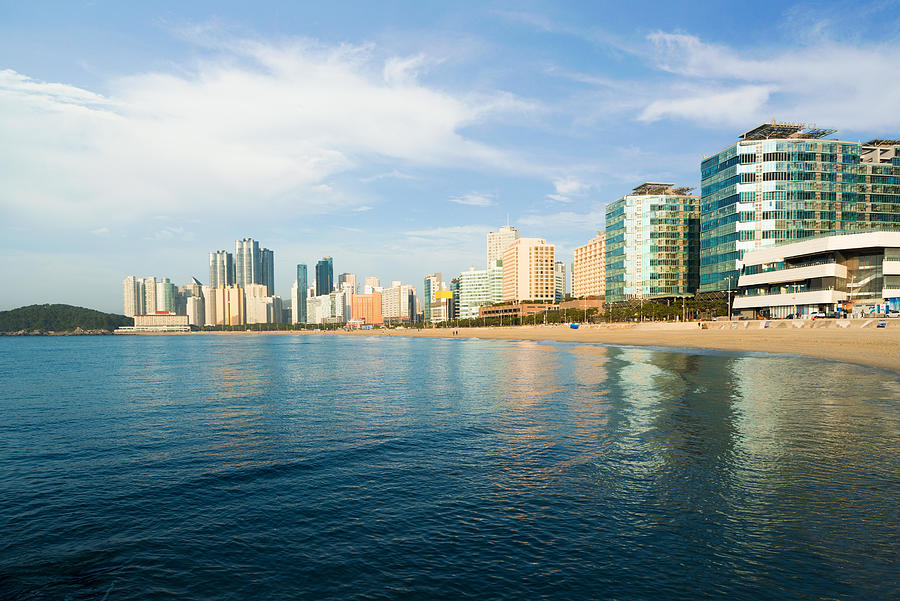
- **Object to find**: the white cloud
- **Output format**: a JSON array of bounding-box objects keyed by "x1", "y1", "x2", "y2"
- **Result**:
[
  {"x1": 642, "y1": 31, "x2": 900, "y2": 130},
  {"x1": 546, "y1": 176, "x2": 590, "y2": 202},
  {"x1": 403, "y1": 224, "x2": 490, "y2": 239},
  {"x1": 359, "y1": 169, "x2": 415, "y2": 183},
  {"x1": 449, "y1": 192, "x2": 494, "y2": 207},
  {"x1": 519, "y1": 207, "x2": 605, "y2": 232},
  {"x1": 0, "y1": 38, "x2": 532, "y2": 225},
  {"x1": 639, "y1": 84, "x2": 775, "y2": 125}
]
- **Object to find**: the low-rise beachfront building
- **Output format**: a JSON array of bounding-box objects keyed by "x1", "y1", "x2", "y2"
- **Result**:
[
  {"x1": 117, "y1": 312, "x2": 191, "y2": 333},
  {"x1": 733, "y1": 230, "x2": 900, "y2": 318},
  {"x1": 478, "y1": 302, "x2": 558, "y2": 320}
]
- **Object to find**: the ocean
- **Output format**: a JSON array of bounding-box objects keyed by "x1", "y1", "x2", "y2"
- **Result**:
[{"x1": 1, "y1": 334, "x2": 898, "y2": 600}]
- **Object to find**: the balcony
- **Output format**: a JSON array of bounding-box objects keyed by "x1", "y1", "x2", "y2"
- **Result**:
[{"x1": 733, "y1": 289, "x2": 848, "y2": 309}]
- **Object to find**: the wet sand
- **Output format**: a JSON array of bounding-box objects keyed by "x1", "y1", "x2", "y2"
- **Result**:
[{"x1": 345, "y1": 320, "x2": 900, "y2": 375}]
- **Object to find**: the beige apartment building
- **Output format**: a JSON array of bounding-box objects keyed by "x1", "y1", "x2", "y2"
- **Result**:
[
  {"x1": 502, "y1": 238, "x2": 556, "y2": 303},
  {"x1": 572, "y1": 231, "x2": 606, "y2": 298}
]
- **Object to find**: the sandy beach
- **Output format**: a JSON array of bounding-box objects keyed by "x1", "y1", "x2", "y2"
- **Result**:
[{"x1": 334, "y1": 320, "x2": 900, "y2": 375}]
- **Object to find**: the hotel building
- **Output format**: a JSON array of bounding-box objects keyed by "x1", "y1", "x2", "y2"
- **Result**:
[
  {"x1": 351, "y1": 291, "x2": 383, "y2": 325},
  {"x1": 502, "y1": 238, "x2": 556, "y2": 303},
  {"x1": 605, "y1": 183, "x2": 699, "y2": 303},
  {"x1": 700, "y1": 122, "x2": 900, "y2": 292},
  {"x1": 733, "y1": 230, "x2": 900, "y2": 318},
  {"x1": 571, "y1": 232, "x2": 606, "y2": 299}
]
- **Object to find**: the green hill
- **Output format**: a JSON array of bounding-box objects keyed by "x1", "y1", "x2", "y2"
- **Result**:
[{"x1": 0, "y1": 304, "x2": 133, "y2": 332}]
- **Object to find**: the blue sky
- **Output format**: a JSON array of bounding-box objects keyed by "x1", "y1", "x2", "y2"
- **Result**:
[{"x1": 2, "y1": 1, "x2": 899, "y2": 312}]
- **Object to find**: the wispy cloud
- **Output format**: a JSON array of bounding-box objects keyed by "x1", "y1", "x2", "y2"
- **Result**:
[
  {"x1": 449, "y1": 192, "x2": 494, "y2": 207},
  {"x1": 359, "y1": 169, "x2": 416, "y2": 183},
  {"x1": 0, "y1": 36, "x2": 534, "y2": 225},
  {"x1": 641, "y1": 31, "x2": 900, "y2": 129}
]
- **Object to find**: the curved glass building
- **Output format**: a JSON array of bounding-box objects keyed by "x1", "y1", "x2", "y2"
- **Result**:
[{"x1": 700, "y1": 122, "x2": 900, "y2": 292}]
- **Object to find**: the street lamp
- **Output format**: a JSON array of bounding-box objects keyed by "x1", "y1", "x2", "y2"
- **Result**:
[{"x1": 725, "y1": 275, "x2": 734, "y2": 321}]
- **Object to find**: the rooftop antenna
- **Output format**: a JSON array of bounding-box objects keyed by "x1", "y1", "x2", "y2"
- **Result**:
[{"x1": 506, "y1": 213, "x2": 510, "y2": 227}]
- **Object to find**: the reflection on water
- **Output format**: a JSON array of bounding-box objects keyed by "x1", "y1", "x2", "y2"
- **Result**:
[{"x1": 0, "y1": 335, "x2": 897, "y2": 601}]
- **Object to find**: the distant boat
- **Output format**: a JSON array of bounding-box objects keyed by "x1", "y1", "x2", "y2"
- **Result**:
[{"x1": 569, "y1": 323, "x2": 579, "y2": 329}]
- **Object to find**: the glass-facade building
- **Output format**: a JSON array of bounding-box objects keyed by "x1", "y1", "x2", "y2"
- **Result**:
[
  {"x1": 315, "y1": 257, "x2": 333, "y2": 296},
  {"x1": 605, "y1": 183, "x2": 700, "y2": 303},
  {"x1": 700, "y1": 122, "x2": 900, "y2": 292}
]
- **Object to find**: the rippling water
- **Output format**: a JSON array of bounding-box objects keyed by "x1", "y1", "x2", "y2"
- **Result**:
[{"x1": 1, "y1": 334, "x2": 898, "y2": 600}]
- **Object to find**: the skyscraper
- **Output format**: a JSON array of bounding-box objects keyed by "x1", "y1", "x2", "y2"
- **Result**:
[
  {"x1": 261, "y1": 248, "x2": 274, "y2": 297},
  {"x1": 123, "y1": 276, "x2": 142, "y2": 317},
  {"x1": 293, "y1": 264, "x2": 308, "y2": 324},
  {"x1": 487, "y1": 225, "x2": 520, "y2": 269},
  {"x1": 209, "y1": 251, "x2": 234, "y2": 288},
  {"x1": 235, "y1": 238, "x2": 261, "y2": 288},
  {"x1": 143, "y1": 276, "x2": 157, "y2": 314},
  {"x1": 502, "y1": 238, "x2": 555, "y2": 303},
  {"x1": 605, "y1": 183, "x2": 699, "y2": 303},
  {"x1": 316, "y1": 257, "x2": 334, "y2": 296},
  {"x1": 700, "y1": 122, "x2": 900, "y2": 292}
]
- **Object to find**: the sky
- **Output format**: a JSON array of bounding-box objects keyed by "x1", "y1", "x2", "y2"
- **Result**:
[{"x1": 2, "y1": 0, "x2": 899, "y2": 313}]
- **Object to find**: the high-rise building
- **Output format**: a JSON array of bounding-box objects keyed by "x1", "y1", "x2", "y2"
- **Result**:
[
  {"x1": 155, "y1": 278, "x2": 177, "y2": 312},
  {"x1": 363, "y1": 276, "x2": 380, "y2": 294},
  {"x1": 209, "y1": 251, "x2": 234, "y2": 288},
  {"x1": 186, "y1": 295, "x2": 204, "y2": 326},
  {"x1": 123, "y1": 276, "x2": 142, "y2": 317},
  {"x1": 487, "y1": 225, "x2": 520, "y2": 268},
  {"x1": 502, "y1": 238, "x2": 555, "y2": 303},
  {"x1": 292, "y1": 264, "x2": 308, "y2": 324},
  {"x1": 423, "y1": 273, "x2": 441, "y2": 322},
  {"x1": 554, "y1": 261, "x2": 567, "y2": 302},
  {"x1": 381, "y1": 283, "x2": 416, "y2": 323},
  {"x1": 261, "y1": 248, "x2": 274, "y2": 297},
  {"x1": 572, "y1": 232, "x2": 606, "y2": 298},
  {"x1": 201, "y1": 285, "x2": 217, "y2": 325},
  {"x1": 457, "y1": 262, "x2": 503, "y2": 319},
  {"x1": 606, "y1": 183, "x2": 699, "y2": 303},
  {"x1": 700, "y1": 122, "x2": 900, "y2": 292},
  {"x1": 235, "y1": 238, "x2": 260, "y2": 289},
  {"x1": 316, "y1": 257, "x2": 334, "y2": 296},
  {"x1": 143, "y1": 277, "x2": 157, "y2": 314},
  {"x1": 338, "y1": 273, "x2": 357, "y2": 295}
]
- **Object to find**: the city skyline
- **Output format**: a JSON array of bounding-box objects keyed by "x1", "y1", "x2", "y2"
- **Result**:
[{"x1": 3, "y1": 2, "x2": 900, "y2": 312}]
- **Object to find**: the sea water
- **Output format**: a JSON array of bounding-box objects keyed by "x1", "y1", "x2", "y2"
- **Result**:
[{"x1": 1, "y1": 334, "x2": 897, "y2": 600}]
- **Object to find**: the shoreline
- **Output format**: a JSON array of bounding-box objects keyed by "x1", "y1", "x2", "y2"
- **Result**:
[{"x1": 119, "y1": 319, "x2": 900, "y2": 375}]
